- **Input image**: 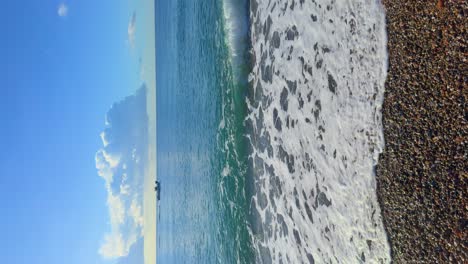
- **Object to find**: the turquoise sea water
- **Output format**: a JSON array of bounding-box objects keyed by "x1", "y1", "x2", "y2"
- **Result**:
[{"x1": 156, "y1": 0, "x2": 252, "y2": 262}]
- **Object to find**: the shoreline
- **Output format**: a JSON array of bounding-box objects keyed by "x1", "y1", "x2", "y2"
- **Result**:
[{"x1": 377, "y1": 1, "x2": 467, "y2": 262}]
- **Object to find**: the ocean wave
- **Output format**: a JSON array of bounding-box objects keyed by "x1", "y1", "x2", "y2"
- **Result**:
[{"x1": 221, "y1": 0, "x2": 251, "y2": 83}]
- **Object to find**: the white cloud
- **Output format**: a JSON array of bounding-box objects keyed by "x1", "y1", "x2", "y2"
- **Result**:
[
  {"x1": 96, "y1": 86, "x2": 148, "y2": 259},
  {"x1": 102, "y1": 149, "x2": 121, "y2": 168},
  {"x1": 95, "y1": 150, "x2": 114, "y2": 183},
  {"x1": 99, "y1": 233, "x2": 126, "y2": 258},
  {"x1": 100, "y1": 131, "x2": 110, "y2": 147},
  {"x1": 57, "y1": 3, "x2": 68, "y2": 17},
  {"x1": 120, "y1": 183, "x2": 130, "y2": 195},
  {"x1": 129, "y1": 199, "x2": 144, "y2": 231},
  {"x1": 127, "y1": 12, "x2": 137, "y2": 48},
  {"x1": 108, "y1": 194, "x2": 126, "y2": 226}
]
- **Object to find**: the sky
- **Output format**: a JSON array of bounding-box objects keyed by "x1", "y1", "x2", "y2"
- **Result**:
[{"x1": 0, "y1": 1, "x2": 155, "y2": 263}]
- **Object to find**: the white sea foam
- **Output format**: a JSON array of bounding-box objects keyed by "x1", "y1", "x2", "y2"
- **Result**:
[{"x1": 247, "y1": 0, "x2": 390, "y2": 263}]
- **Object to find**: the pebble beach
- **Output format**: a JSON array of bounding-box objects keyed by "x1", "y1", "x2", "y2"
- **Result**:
[{"x1": 376, "y1": 0, "x2": 467, "y2": 262}]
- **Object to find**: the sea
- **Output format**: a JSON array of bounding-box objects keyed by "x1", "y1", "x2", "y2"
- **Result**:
[{"x1": 155, "y1": 0, "x2": 391, "y2": 263}]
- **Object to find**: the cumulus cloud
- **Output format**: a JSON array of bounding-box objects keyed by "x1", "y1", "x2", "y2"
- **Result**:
[
  {"x1": 99, "y1": 233, "x2": 126, "y2": 258},
  {"x1": 96, "y1": 86, "x2": 148, "y2": 258},
  {"x1": 57, "y1": 3, "x2": 68, "y2": 17},
  {"x1": 128, "y1": 12, "x2": 137, "y2": 48}
]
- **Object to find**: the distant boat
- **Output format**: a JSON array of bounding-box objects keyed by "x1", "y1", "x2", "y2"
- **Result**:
[{"x1": 155, "y1": 180, "x2": 161, "y2": 201}]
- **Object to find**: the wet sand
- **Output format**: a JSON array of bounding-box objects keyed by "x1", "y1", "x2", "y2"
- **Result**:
[{"x1": 376, "y1": 0, "x2": 467, "y2": 262}]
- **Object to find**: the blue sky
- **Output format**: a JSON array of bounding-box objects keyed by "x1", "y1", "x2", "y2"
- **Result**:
[{"x1": 0, "y1": 1, "x2": 149, "y2": 263}]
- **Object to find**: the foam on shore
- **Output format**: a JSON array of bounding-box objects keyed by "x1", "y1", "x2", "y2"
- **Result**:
[{"x1": 246, "y1": 0, "x2": 391, "y2": 262}]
